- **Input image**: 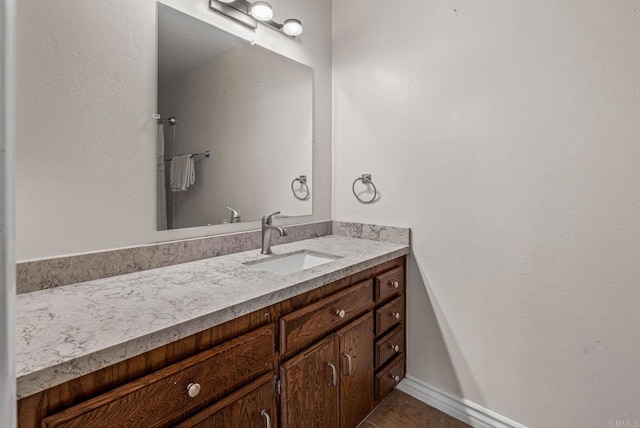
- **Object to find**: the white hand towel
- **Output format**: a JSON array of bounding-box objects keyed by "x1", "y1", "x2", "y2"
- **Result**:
[
  {"x1": 187, "y1": 155, "x2": 195, "y2": 187},
  {"x1": 170, "y1": 154, "x2": 195, "y2": 192}
]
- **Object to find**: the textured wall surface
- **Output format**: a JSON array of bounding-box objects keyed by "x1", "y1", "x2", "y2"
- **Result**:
[
  {"x1": 16, "y1": 0, "x2": 332, "y2": 260},
  {"x1": 333, "y1": 1, "x2": 640, "y2": 426}
]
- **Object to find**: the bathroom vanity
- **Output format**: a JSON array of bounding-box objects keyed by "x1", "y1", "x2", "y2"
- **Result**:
[{"x1": 16, "y1": 236, "x2": 408, "y2": 428}]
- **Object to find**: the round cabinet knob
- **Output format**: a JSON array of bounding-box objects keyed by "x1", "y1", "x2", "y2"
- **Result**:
[
  {"x1": 392, "y1": 312, "x2": 401, "y2": 320},
  {"x1": 187, "y1": 383, "x2": 201, "y2": 398},
  {"x1": 391, "y1": 281, "x2": 399, "y2": 289},
  {"x1": 336, "y1": 309, "x2": 346, "y2": 318},
  {"x1": 391, "y1": 374, "x2": 400, "y2": 383},
  {"x1": 391, "y1": 344, "x2": 400, "y2": 353}
]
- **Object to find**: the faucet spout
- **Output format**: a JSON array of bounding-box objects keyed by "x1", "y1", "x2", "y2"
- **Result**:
[{"x1": 261, "y1": 211, "x2": 287, "y2": 255}]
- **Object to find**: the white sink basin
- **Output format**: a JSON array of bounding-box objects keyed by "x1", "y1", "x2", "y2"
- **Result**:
[{"x1": 245, "y1": 250, "x2": 342, "y2": 275}]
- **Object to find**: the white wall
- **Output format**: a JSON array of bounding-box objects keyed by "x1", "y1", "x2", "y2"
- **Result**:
[
  {"x1": 333, "y1": 1, "x2": 640, "y2": 426},
  {"x1": 1, "y1": 0, "x2": 16, "y2": 425},
  {"x1": 16, "y1": 0, "x2": 331, "y2": 261},
  {"x1": 161, "y1": 42, "x2": 313, "y2": 228}
]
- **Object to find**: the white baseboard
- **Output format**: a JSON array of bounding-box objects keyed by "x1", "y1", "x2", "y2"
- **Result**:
[{"x1": 397, "y1": 374, "x2": 527, "y2": 428}]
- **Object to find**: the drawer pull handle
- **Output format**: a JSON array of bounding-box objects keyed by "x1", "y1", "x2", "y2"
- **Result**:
[
  {"x1": 390, "y1": 280, "x2": 400, "y2": 289},
  {"x1": 391, "y1": 374, "x2": 400, "y2": 383},
  {"x1": 392, "y1": 312, "x2": 401, "y2": 320},
  {"x1": 336, "y1": 309, "x2": 346, "y2": 318},
  {"x1": 343, "y1": 352, "x2": 353, "y2": 376},
  {"x1": 187, "y1": 383, "x2": 201, "y2": 398},
  {"x1": 261, "y1": 409, "x2": 272, "y2": 428},
  {"x1": 390, "y1": 344, "x2": 400, "y2": 353},
  {"x1": 327, "y1": 362, "x2": 337, "y2": 387}
]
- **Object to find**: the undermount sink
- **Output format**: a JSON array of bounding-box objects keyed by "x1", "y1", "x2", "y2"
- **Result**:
[{"x1": 245, "y1": 250, "x2": 342, "y2": 275}]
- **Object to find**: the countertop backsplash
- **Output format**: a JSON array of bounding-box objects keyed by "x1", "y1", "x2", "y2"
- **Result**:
[{"x1": 16, "y1": 221, "x2": 410, "y2": 294}]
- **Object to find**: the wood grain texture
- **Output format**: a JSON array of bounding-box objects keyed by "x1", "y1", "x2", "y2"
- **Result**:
[
  {"x1": 280, "y1": 335, "x2": 339, "y2": 428},
  {"x1": 337, "y1": 313, "x2": 375, "y2": 428},
  {"x1": 176, "y1": 374, "x2": 277, "y2": 428},
  {"x1": 374, "y1": 266, "x2": 404, "y2": 303},
  {"x1": 375, "y1": 326, "x2": 404, "y2": 369},
  {"x1": 277, "y1": 258, "x2": 404, "y2": 316},
  {"x1": 41, "y1": 325, "x2": 275, "y2": 428},
  {"x1": 375, "y1": 296, "x2": 405, "y2": 336},
  {"x1": 18, "y1": 308, "x2": 276, "y2": 428},
  {"x1": 279, "y1": 281, "x2": 373, "y2": 357},
  {"x1": 375, "y1": 354, "x2": 405, "y2": 401}
]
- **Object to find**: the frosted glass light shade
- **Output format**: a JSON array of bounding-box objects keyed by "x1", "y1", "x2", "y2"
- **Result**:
[
  {"x1": 283, "y1": 19, "x2": 303, "y2": 36},
  {"x1": 249, "y1": 1, "x2": 273, "y2": 21}
]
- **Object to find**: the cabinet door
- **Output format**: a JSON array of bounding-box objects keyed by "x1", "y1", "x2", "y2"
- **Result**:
[
  {"x1": 176, "y1": 374, "x2": 277, "y2": 428},
  {"x1": 280, "y1": 335, "x2": 339, "y2": 428},
  {"x1": 337, "y1": 313, "x2": 375, "y2": 428}
]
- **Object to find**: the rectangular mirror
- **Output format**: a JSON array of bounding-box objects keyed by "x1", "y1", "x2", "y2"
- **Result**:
[{"x1": 157, "y1": 4, "x2": 313, "y2": 230}]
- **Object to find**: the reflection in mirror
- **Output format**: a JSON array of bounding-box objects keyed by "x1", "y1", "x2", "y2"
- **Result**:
[{"x1": 157, "y1": 4, "x2": 313, "y2": 231}]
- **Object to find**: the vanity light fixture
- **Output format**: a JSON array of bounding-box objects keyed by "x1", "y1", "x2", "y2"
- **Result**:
[
  {"x1": 209, "y1": 0, "x2": 303, "y2": 37},
  {"x1": 282, "y1": 19, "x2": 303, "y2": 37},
  {"x1": 249, "y1": 1, "x2": 273, "y2": 21}
]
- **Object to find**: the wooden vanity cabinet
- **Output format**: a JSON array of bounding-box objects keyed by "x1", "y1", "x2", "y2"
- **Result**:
[
  {"x1": 18, "y1": 256, "x2": 406, "y2": 428},
  {"x1": 18, "y1": 308, "x2": 278, "y2": 428},
  {"x1": 40, "y1": 325, "x2": 276, "y2": 428},
  {"x1": 176, "y1": 374, "x2": 278, "y2": 428},
  {"x1": 279, "y1": 313, "x2": 375, "y2": 428},
  {"x1": 372, "y1": 266, "x2": 406, "y2": 402}
]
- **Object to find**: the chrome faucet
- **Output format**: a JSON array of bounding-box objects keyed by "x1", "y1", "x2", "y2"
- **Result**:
[
  {"x1": 226, "y1": 207, "x2": 241, "y2": 223},
  {"x1": 261, "y1": 211, "x2": 287, "y2": 255}
]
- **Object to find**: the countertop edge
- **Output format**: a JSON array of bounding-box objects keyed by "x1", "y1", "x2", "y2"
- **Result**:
[{"x1": 17, "y1": 245, "x2": 409, "y2": 399}]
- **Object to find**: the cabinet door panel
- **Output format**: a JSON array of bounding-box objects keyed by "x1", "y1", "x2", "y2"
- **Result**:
[
  {"x1": 375, "y1": 296, "x2": 405, "y2": 335},
  {"x1": 375, "y1": 354, "x2": 405, "y2": 401},
  {"x1": 337, "y1": 313, "x2": 374, "y2": 428},
  {"x1": 176, "y1": 374, "x2": 277, "y2": 428},
  {"x1": 375, "y1": 267, "x2": 404, "y2": 303},
  {"x1": 280, "y1": 336, "x2": 339, "y2": 428},
  {"x1": 375, "y1": 326, "x2": 404, "y2": 369}
]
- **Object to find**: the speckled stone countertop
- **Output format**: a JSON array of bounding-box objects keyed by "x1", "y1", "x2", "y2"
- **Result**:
[{"x1": 16, "y1": 235, "x2": 409, "y2": 399}]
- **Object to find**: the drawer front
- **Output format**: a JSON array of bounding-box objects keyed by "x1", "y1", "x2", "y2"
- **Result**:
[
  {"x1": 280, "y1": 280, "x2": 373, "y2": 355},
  {"x1": 42, "y1": 325, "x2": 275, "y2": 428},
  {"x1": 176, "y1": 374, "x2": 277, "y2": 428},
  {"x1": 375, "y1": 296, "x2": 405, "y2": 336},
  {"x1": 375, "y1": 354, "x2": 405, "y2": 400},
  {"x1": 375, "y1": 326, "x2": 404, "y2": 369},
  {"x1": 375, "y1": 267, "x2": 404, "y2": 302}
]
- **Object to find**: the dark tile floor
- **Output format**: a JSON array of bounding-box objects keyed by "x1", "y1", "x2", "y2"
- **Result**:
[{"x1": 358, "y1": 390, "x2": 470, "y2": 428}]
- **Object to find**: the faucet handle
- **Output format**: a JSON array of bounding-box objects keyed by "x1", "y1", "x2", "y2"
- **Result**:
[{"x1": 262, "y1": 211, "x2": 281, "y2": 225}]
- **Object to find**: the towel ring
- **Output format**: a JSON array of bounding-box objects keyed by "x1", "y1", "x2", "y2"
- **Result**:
[
  {"x1": 291, "y1": 175, "x2": 310, "y2": 201},
  {"x1": 352, "y1": 174, "x2": 377, "y2": 204}
]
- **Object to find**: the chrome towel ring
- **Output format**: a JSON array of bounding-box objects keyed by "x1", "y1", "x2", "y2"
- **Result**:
[
  {"x1": 291, "y1": 175, "x2": 310, "y2": 201},
  {"x1": 352, "y1": 174, "x2": 377, "y2": 204}
]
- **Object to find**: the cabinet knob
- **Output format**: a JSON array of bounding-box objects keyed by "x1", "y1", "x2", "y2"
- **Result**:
[
  {"x1": 392, "y1": 312, "x2": 401, "y2": 320},
  {"x1": 390, "y1": 344, "x2": 400, "y2": 353},
  {"x1": 336, "y1": 309, "x2": 346, "y2": 318},
  {"x1": 391, "y1": 374, "x2": 400, "y2": 383},
  {"x1": 187, "y1": 383, "x2": 201, "y2": 398},
  {"x1": 390, "y1": 280, "x2": 400, "y2": 289}
]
